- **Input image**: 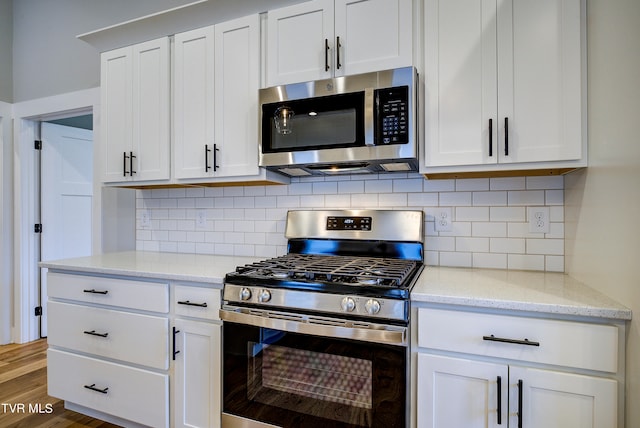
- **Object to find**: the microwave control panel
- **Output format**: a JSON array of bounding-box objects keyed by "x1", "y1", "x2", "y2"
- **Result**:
[{"x1": 376, "y1": 86, "x2": 409, "y2": 144}]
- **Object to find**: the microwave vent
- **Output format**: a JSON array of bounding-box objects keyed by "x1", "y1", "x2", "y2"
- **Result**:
[
  {"x1": 278, "y1": 168, "x2": 312, "y2": 177},
  {"x1": 380, "y1": 162, "x2": 413, "y2": 172}
]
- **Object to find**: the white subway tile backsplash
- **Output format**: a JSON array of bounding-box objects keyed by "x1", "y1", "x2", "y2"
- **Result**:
[
  {"x1": 507, "y1": 190, "x2": 545, "y2": 206},
  {"x1": 136, "y1": 173, "x2": 566, "y2": 272}
]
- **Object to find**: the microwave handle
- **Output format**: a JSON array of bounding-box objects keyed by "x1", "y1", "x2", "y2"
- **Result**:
[{"x1": 364, "y1": 87, "x2": 375, "y2": 146}]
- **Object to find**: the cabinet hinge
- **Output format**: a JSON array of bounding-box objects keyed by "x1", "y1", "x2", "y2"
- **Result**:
[
  {"x1": 34, "y1": 224, "x2": 43, "y2": 233},
  {"x1": 34, "y1": 140, "x2": 42, "y2": 150},
  {"x1": 34, "y1": 306, "x2": 42, "y2": 316}
]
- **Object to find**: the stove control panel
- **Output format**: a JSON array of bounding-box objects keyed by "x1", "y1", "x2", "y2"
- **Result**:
[{"x1": 326, "y1": 216, "x2": 372, "y2": 231}]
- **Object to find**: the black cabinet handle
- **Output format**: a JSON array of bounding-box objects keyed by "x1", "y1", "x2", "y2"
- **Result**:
[
  {"x1": 213, "y1": 143, "x2": 219, "y2": 171},
  {"x1": 504, "y1": 117, "x2": 509, "y2": 156},
  {"x1": 496, "y1": 376, "x2": 502, "y2": 425},
  {"x1": 129, "y1": 151, "x2": 136, "y2": 176},
  {"x1": 123, "y1": 152, "x2": 129, "y2": 177},
  {"x1": 205, "y1": 144, "x2": 212, "y2": 172},
  {"x1": 336, "y1": 36, "x2": 342, "y2": 69},
  {"x1": 517, "y1": 379, "x2": 523, "y2": 428},
  {"x1": 172, "y1": 326, "x2": 180, "y2": 360},
  {"x1": 83, "y1": 289, "x2": 109, "y2": 295},
  {"x1": 83, "y1": 330, "x2": 109, "y2": 338},
  {"x1": 177, "y1": 300, "x2": 208, "y2": 308},
  {"x1": 483, "y1": 334, "x2": 540, "y2": 347},
  {"x1": 325, "y1": 38, "x2": 330, "y2": 72},
  {"x1": 84, "y1": 383, "x2": 109, "y2": 394},
  {"x1": 489, "y1": 118, "x2": 493, "y2": 157}
]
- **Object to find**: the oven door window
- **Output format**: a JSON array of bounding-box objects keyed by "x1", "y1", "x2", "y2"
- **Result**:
[
  {"x1": 261, "y1": 91, "x2": 365, "y2": 153},
  {"x1": 223, "y1": 322, "x2": 406, "y2": 428}
]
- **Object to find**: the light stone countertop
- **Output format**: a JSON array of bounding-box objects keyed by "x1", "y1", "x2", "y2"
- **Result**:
[
  {"x1": 41, "y1": 251, "x2": 632, "y2": 320},
  {"x1": 412, "y1": 266, "x2": 632, "y2": 320},
  {"x1": 40, "y1": 251, "x2": 262, "y2": 285}
]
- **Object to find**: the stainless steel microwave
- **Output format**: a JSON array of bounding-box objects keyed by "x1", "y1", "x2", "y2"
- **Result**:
[{"x1": 259, "y1": 67, "x2": 418, "y2": 177}]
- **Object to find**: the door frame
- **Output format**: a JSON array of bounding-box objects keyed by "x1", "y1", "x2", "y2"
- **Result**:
[
  {"x1": 0, "y1": 101, "x2": 13, "y2": 345},
  {"x1": 12, "y1": 88, "x2": 100, "y2": 344}
]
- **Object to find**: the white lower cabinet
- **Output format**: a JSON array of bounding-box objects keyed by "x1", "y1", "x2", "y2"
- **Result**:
[
  {"x1": 47, "y1": 272, "x2": 170, "y2": 427},
  {"x1": 414, "y1": 307, "x2": 622, "y2": 428},
  {"x1": 173, "y1": 318, "x2": 222, "y2": 428},
  {"x1": 48, "y1": 348, "x2": 169, "y2": 428},
  {"x1": 418, "y1": 354, "x2": 617, "y2": 428},
  {"x1": 172, "y1": 284, "x2": 223, "y2": 428}
]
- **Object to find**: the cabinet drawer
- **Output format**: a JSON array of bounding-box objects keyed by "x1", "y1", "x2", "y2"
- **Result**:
[
  {"x1": 174, "y1": 285, "x2": 221, "y2": 320},
  {"x1": 417, "y1": 307, "x2": 618, "y2": 373},
  {"x1": 48, "y1": 348, "x2": 168, "y2": 428},
  {"x1": 48, "y1": 301, "x2": 169, "y2": 370},
  {"x1": 48, "y1": 272, "x2": 169, "y2": 313}
]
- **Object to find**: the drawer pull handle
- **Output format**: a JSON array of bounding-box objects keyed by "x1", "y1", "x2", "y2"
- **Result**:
[
  {"x1": 482, "y1": 335, "x2": 540, "y2": 347},
  {"x1": 496, "y1": 376, "x2": 502, "y2": 425},
  {"x1": 173, "y1": 326, "x2": 180, "y2": 360},
  {"x1": 83, "y1": 289, "x2": 108, "y2": 295},
  {"x1": 84, "y1": 383, "x2": 109, "y2": 394},
  {"x1": 84, "y1": 330, "x2": 109, "y2": 338},
  {"x1": 517, "y1": 379, "x2": 523, "y2": 428},
  {"x1": 177, "y1": 300, "x2": 208, "y2": 308}
]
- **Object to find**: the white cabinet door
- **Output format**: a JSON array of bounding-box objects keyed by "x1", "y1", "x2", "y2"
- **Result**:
[
  {"x1": 173, "y1": 26, "x2": 216, "y2": 179},
  {"x1": 424, "y1": 0, "x2": 497, "y2": 167},
  {"x1": 417, "y1": 354, "x2": 507, "y2": 428},
  {"x1": 510, "y1": 366, "x2": 617, "y2": 428},
  {"x1": 101, "y1": 37, "x2": 170, "y2": 183},
  {"x1": 101, "y1": 46, "x2": 133, "y2": 182},
  {"x1": 424, "y1": 0, "x2": 584, "y2": 170},
  {"x1": 174, "y1": 319, "x2": 222, "y2": 428},
  {"x1": 214, "y1": 14, "x2": 260, "y2": 177},
  {"x1": 266, "y1": 0, "x2": 334, "y2": 86},
  {"x1": 334, "y1": 0, "x2": 412, "y2": 77},
  {"x1": 131, "y1": 38, "x2": 171, "y2": 181},
  {"x1": 174, "y1": 15, "x2": 260, "y2": 180},
  {"x1": 497, "y1": 0, "x2": 583, "y2": 164}
]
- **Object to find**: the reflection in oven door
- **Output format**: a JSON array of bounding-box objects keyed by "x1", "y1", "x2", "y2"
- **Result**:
[{"x1": 223, "y1": 322, "x2": 407, "y2": 428}]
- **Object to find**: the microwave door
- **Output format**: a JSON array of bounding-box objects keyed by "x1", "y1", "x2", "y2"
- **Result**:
[{"x1": 262, "y1": 91, "x2": 366, "y2": 154}]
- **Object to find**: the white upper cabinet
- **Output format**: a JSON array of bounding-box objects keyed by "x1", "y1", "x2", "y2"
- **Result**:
[
  {"x1": 423, "y1": 0, "x2": 585, "y2": 174},
  {"x1": 266, "y1": 0, "x2": 413, "y2": 86},
  {"x1": 173, "y1": 15, "x2": 260, "y2": 180},
  {"x1": 101, "y1": 38, "x2": 170, "y2": 183}
]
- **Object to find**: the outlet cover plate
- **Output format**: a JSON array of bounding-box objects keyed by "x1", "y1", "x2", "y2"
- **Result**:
[
  {"x1": 528, "y1": 206, "x2": 550, "y2": 233},
  {"x1": 434, "y1": 207, "x2": 453, "y2": 232}
]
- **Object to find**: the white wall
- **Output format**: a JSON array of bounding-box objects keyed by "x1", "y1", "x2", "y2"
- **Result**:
[
  {"x1": 564, "y1": 0, "x2": 640, "y2": 426},
  {"x1": 0, "y1": 0, "x2": 12, "y2": 102},
  {"x1": 137, "y1": 174, "x2": 566, "y2": 272},
  {"x1": 10, "y1": 0, "x2": 301, "y2": 102}
]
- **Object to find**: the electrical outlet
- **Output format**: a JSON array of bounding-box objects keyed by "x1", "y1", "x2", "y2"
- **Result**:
[
  {"x1": 528, "y1": 206, "x2": 550, "y2": 233},
  {"x1": 434, "y1": 207, "x2": 452, "y2": 232},
  {"x1": 141, "y1": 210, "x2": 151, "y2": 228},
  {"x1": 196, "y1": 210, "x2": 207, "y2": 229}
]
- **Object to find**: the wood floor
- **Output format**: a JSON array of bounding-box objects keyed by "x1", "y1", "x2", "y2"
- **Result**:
[{"x1": 0, "y1": 339, "x2": 121, "y2": 428}]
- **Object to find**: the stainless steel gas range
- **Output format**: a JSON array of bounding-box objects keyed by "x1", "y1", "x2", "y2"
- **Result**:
[{"x1": 220, "y1": 209, "x2": 424, "y2": 428}]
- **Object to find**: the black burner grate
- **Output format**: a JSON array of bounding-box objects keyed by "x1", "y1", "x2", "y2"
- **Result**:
[{"x1": 234, "y1": 253, "x2": 418, "y2": 288}]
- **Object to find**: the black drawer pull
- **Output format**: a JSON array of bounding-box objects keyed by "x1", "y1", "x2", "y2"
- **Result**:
[
  {"x1": 83, "y1": 330, "x2": 109, "y2": 338},
  {"x1": 177, "y1": 300, "x2": 208, "y2": 308},
  {"x1": 483, "y1": 334, "x2": 540, "y2": 347},
  {"x1": 84, "y1": 383, "x2": 109, "y2": 394},
  {"x1": 173, "y1": 326, "x2": 180, "y2": 360},
  {"x1": 517, "y1": 379, "x2": 523, "y2": 428},
  {"x1": 496, "y1": 375, "x2": 502, "y2": 424},
  {"x1": 83, "y1": 289, "x2": 108, "y2": 295}
]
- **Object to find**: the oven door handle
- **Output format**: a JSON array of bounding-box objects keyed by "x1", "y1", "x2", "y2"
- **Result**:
[{"x1": 219, "y1": 307, "x2": 407, "y2": 346}]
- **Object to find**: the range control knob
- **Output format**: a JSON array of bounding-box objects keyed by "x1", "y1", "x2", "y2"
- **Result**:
[
  {"x1": 239, "y1": 288, "x2": 252, "y2": 301},
  {"x1": 365, "y1": 299, "x2": 381, "y2": 315},
  {"x1": 341, "y1": 296, "x2": 356, "y2": 312},
  {"x1": 258, "y1": 289, "x2": 272, "y2": 303}
]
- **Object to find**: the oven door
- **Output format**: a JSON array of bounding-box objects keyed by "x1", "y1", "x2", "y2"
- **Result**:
[{"x1": 220, "y1": 307, "x2": 408, "y2": 428}]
